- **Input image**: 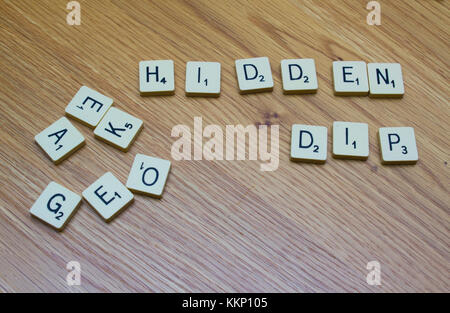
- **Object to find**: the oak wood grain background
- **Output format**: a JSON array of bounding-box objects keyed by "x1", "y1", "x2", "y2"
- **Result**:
[{"x1": 0, "y1": 0, "x2": 448, "y2": 292}]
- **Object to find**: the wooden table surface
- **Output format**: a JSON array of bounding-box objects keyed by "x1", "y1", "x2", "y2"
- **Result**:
[{"x1": 0, "y1": 0, "x2": 448, "y2": 292}]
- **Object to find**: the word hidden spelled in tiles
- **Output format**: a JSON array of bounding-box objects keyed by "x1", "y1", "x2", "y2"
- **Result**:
[
  {"x1": 137, "y1": 58, "x2": 405, "y2": 97},
  {"x1": 333, "y1": 122, "x2": 369, "y2": 160},
  {"x1": 83, "y1": 172, "x2": 134, "y2": 222},
  {"x1": 126, "y1": 154, "x2": 171, "y2": 198},
  {"x1": 368, "y1": 63, "x2": 404, "y2": 98},
  {"x1": 281, "y1": 59, "x2": 318, "y2": 94},
  {"x1": 290, "y1": 124, "x2": 328, "y2": 163},
  {"x1": 65, "y1": 86, "x2": 113, "y2": 127},
  {"x1": 333, "y1": 61, "x2": 369, "y2": 96},
  {"x1": 235, "y1": 57, "x2": 274, "y2": 94},
  {"x1": 185, "y1": 61, "x2": 221, "y2": 97},
  {"x1": 35, "y1": 117, "x2": 85, "y2": 164},
  {"x1": 139, "y1": 60, "x2": 175, "y2": 96},
  {"x1": 94, "y1": 107, "x2": 143, "y2": 152},
  {"x1": 379, "y1": 127, "x2": 418, "y2": 164},
  {"x1": 30, "y1": 182, "x2": 81, "y2": 231}
]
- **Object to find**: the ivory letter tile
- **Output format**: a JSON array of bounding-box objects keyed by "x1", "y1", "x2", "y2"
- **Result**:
[
  {"x1": 379, "y1": 127, "x2": 418, "y2": 164},
  {"x1": 333, "y1": 61, "x2": 369, "y2": 96},
  {"x1": 333, "y1": 122, "x2": 369, "y2": 160},
  {"x1": 65, "y1": 86, "x2": 113, "y2": 127},
  {"x1": 235, "y1": 57, "x2": 273, "y2": 94},
  {"x1": 126, "y1": 154, "x2": 171, "y2": 198},
  {"x1": 94, "y1": 107, "x2": 143, "y2": 152},
  {"x1": 290, "y1": 124, "x2": 327, "y2": 163},
  {"x1": 30, "y1": 182, "x2": 81, "y2": 231},
  {"x1": 368, "y1": 63, "x2": 404, "y2": 98},
  {"x1": 82, "y1": 172, "x2": 134, "y2": 222},
  {"x1": 281, "y1": 59, "x2": 318, "y2": 94},
  {"x1": 139, "y1": 60, "x2": 175, "y2": 96},
  {"x1": 185, "y1": 61, "x2": 221, "y2": 97},
  {"x1": 35, "y1": 117, "x2": 85, "y2": 164}
]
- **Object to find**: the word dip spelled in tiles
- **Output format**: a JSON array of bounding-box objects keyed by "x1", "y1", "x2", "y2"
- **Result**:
[
  {"x1": 35, "y1": 117, "x2": 85, "y2": 164},
  {"x1": 290, "y1": 124, "x2": 327, "y2": 163},
  {"x1": 185, "y1": 61, "x2": 221, "y2": 97},
  {"x1": 30, "y1": 182, "x2": 81, "y2": 231},
  {"x1": 333, "y1": 61, "x2": 369, "y2": 96},
  {"x1": 139, "y1": 60, "x2": 175, "y2": 96},
  {"x1": 235, "y1": 57, "x2": 273, "y2": 94},
  {"x1": 281, "y1": 59, "x2": 318, "y2": 94},
  {"x1": 126, "y1": 154, "x2": 171, "y2": 198},
  {"x1": 368, "y1": 63, "x2": 404, "y2": 98},
  {"x1": 94, "y1": 107, "x2": 143, "y2": 152},
  {"x1": 333, "y1": 122, "x2": 369, "y2": 160},
  {"x1": 83, "y1": 172, "x2": 134, "y2": 222},
  {"x1": 379, "y1": 127, "x2": 418, "y2": 164},
  {"x1": 65, "y1": 86, "x2": 113, "y2": 127}
]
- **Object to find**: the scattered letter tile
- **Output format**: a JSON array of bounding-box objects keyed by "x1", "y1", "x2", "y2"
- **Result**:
[
  {"x1": 333, "y1": 61, "x2": 369, "y2": 96},
  {"x1": 82, "y1": 172, "x2": 134, "y2": 222},
  {"x1": 290, "y1": 124, "x2": 327, "y2": 163},
  {"x1": 139, "y1": 60, "x2": 175, "y2": 95},
  {"x1": 30, "y1": 182, "x2": 81, "y2": 231},
  {"x1": 281, "y1": 59, "x2": 318, "y2": 94},
  {"x1": 185, "y1": 61, "x2": 221, "y2": 97},
  {"x1": 126, "y1": 154, "x2": 171, "y2": 198},
  {"x1": 65, "y1": 86, "x2": 113, "y2": 127},
  {"x1": 35, "y1": 117, "x2": 85, "y2": 164},
  {"x1": 235, "y1": 57, "x2": 273, "y2": 94},
  {"x1": 379, "y1": 127, "x2": 418, "y2": 164},
  {"x1": 333, "y1": 122, "x2": 369, "y2": 160},
  {"x1": 94, "y1": 107, "x2": 143, "y2": 152},
  {"x1": 368, "y1": 63, "x2": 404, "y2": 98}
]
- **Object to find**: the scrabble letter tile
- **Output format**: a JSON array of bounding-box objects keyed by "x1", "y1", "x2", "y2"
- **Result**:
[
  {"x1": 139, "y1": 60, "x2": 175, "y2": 96},
  {"x1": 126, "y1": 154, "x2": 171, "y2": 198},
  {"x1": 290, "y1": 124, "x2": 327, "y2": 163},
  {"x1": 333, "y1": 122, "x2": 369, "y2": 160},
  {"x1": 185, "y1": 61, "x2": 221, "y2": 97},
  {"x1": 94, "y1": 107, "x2": 143, "y2": 152},
  {"x1": 35, "y1": 117, "x2": 85, "y2": 164},
  {"x1": 333, "y1": 61, "x2": 369, "y2": 96},
  {"x1": 379, "y1": 127, "x2": 418, "y2": 164},
  {"x1": 235, "y1": 57, "x2": 273, "y2": 94},
  {"x1": 30, "y1": 182, "x2": 81, "y2": 231},
  {"x1": 65, "y1": 86, "x2": 113, "y2": 127},
  {"x1": 281, "y1": 59, "x2": 318, "y2": 94},
  {"x1": 368, "y1": 63, "x2": 404, "y2": 98},
  {"x1": 82, "y1": 172, "x2": 134, "y2": 222}
]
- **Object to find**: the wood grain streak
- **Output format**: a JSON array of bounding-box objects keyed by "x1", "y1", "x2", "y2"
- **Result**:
[{"x1": 0, "y1": 0, "x2": 449, "y2": 292}]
